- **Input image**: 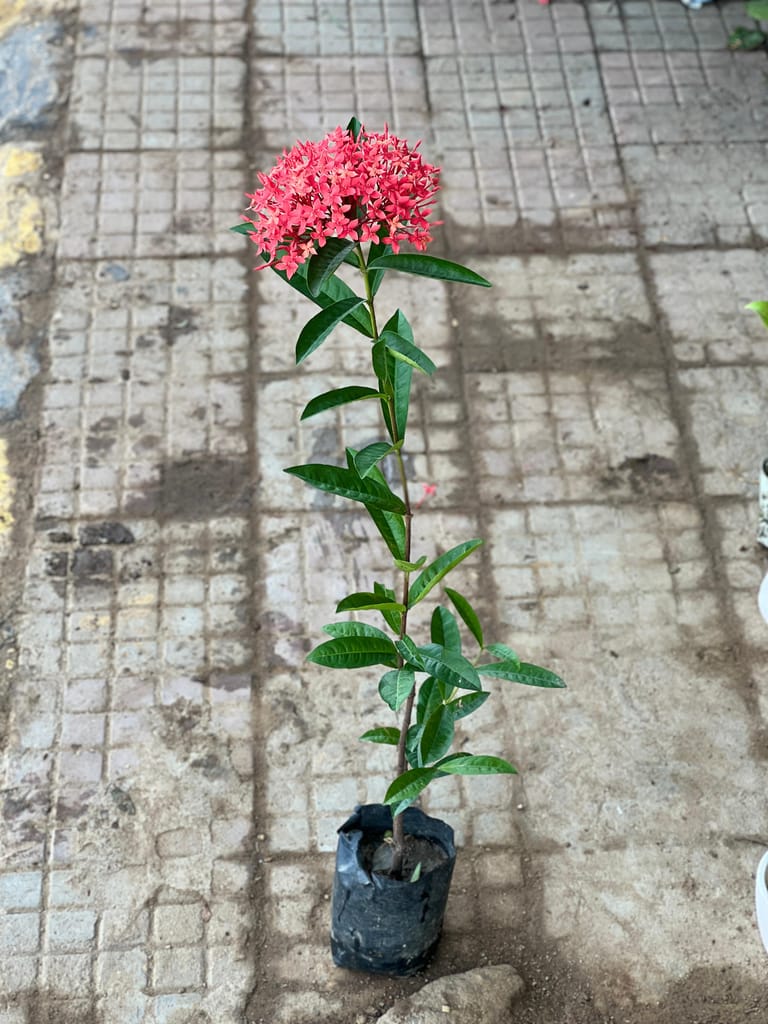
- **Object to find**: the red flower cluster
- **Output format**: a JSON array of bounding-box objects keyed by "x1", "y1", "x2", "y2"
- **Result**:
[{"x1": 242, "y1": 125, "x2": 440, "y2": 278}]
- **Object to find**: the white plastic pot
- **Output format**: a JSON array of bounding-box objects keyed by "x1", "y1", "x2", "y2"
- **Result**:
[{"x1": 755, "y1": 850, "x2": 768, "y2": 954}]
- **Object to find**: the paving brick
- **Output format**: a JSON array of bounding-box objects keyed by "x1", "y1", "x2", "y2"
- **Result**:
[
  {"x1": 3, "y1": 0, "x2": 768, "y2": 1021},
  {"x1": 678, "y1": 367, "x2": 768, "y2": 498},
  {"x1": 0, "y1": 872, "x2": 43, "y2": 910},
  {"x1": 47, "y1": 910, "x2": 98, "y2": 951},
  {"x1": 0, "y1": 913, "x2": 40, "y2": 955},
  {"x1": 156, "y1": 828, "x2": 204, "y2": 860},
  {"x1": 206, "y1": 899, "x2": 250, "y2": 946},
  {"x1": 0, "y1": 954, "x2": 37, "y2": 994},
  {"x1": 651, "y1": 250, "x2": 768, "y2": 365},
  {"x1": 152, "y1": 902, "x2": 205, "y2": 944},
  {"x1": 211, "y1": 860, "x2": 249, "y2": 895},
  {"x1": 151, "y1": 946, "x2": 204, "y2": 992},
  {"x1": 0, "y1": 1008, "x2": 26, "y2": 1024},
  {"x1": 467, "y1": 367, "x2": 684, "y2": 503},
  {"x1": 42, "y1": 952, "x2": 93, "y2": 995}
]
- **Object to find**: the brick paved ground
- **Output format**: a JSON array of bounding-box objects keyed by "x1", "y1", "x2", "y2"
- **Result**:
[{"x1": 1, "y1": 1, "x2": 768, "y2": 1022}]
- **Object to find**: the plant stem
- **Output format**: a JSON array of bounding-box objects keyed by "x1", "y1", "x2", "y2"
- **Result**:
[{"x1": 357, "y1": 245, "x2": 413, "y2": 877}]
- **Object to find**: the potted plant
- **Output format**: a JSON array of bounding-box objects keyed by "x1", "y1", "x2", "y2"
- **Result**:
[{"x1": 235, "y1": 119, "x2": 565, "y2": 976}]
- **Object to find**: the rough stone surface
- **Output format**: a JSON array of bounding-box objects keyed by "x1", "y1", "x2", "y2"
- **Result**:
[
  {"x1": 377, "y1": 965, "x2": 525, "y2": 1024},
  {"x1": 2, "y1": 1, "x2": 768, "y2": 1024}
]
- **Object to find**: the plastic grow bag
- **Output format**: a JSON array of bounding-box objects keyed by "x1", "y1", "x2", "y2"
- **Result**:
[{"x1": 330, "y1": 803, "x2": 456, "y2": 976}]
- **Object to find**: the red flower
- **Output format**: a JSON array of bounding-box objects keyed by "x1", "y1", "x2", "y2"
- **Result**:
[{"x1": 242, "y1": 125, "x2": 440, "y2": 277}]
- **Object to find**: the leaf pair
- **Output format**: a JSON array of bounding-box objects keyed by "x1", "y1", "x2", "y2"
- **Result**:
[
  {"x1": 309, "y1": 621, "x2": 399, "y2": 670},
  {"x1": 383, "y1": 753, "x2": 517, "y2": 817}
]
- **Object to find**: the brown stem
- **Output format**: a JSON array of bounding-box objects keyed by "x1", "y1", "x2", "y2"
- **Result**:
[{"x1": 357, "y1": 246, "x2": 414, "y2": 878}]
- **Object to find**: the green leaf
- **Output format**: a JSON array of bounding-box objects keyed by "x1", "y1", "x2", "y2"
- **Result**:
[
  {"x1": 335, "y1": 456, "x2": 407, "y2": 559},
  {"x1": 435, "y1": 753, "x2": 517, "y2": 777},
  {"x1": 295, "y1": 297, "x2": 366, "y2": 365},
  {"x1": 285, "y1": 463, "x2": 406, "y2": 513},
  {"x1": 373, "y1": 582, "x2": 403, "y2": 633},
  {"x1": 484, "y1": 642, "x2": 520, "y2": 668},
  {"x1": 409, "y1": 539, "x2": 484, "y2": 606},
  {"x1": 746, "y1": 301, "x2": 768, "y2": 330},
  {"x1": 367, "y1": 239, "x2": 392, "y2": 296},
  {"x1": 354, "y1": 441, "x2": 396, "y2": 479},
  {"x1": 419, "y1": 704, "x2": 455, "y2": 765},
  {"x1": 336, "y1": 592, "x2": 405, "y2": 614},
  {"x1": 383, "y1": 308, "x2": 414, "y2": 344},
  {"x1": 360, "y1": 727, "x2": 400, "y2": 745},
  {"x1": 306, "y1": 238, "x2": 358, "y2": 297},
  {"x1": 271, "y1": 259, "x2": 373, "y2": 337},
  {"x1": 728, "y1": 26, "x2": 766, "y2": 49},
  {"x1": 410, "y1": 862, "x2": 422, "y2": 883},
  {"x1": 418, "y1": 644, "x2": 482, "y2": 693},
  {"x1": 230, "y1": 222, "x2": 254, "y2": 235},
  {"x1": 346, "y1": 115, "x2": 364, "y2": 140},
  {"x1": 445, "y1": 588, "x2": 484, "y2": 648},
  {"x1": 395, "y1": 636, "x2": 424, "y2": 670},
  {"x1": 405, "y1": 721, "x2": 422, "y2": 770},
  {"x1": 379, "y1": 668, "x2": 416, "y2": 712},
  {"x1": 307, "y1": 635, "x2": 398, "y2": 669},
  {"x1": 380, "y1": 310, "x2": 414, "y2": 440},
  {"x1": 300, "y1": 386, "x2": 386, "y2": 421},
  {"x1": 477, "y1": 662, "x2": 566, "y2": 688},
  {"x1": 416, "y1": 676, "x2": 442, "y2": 727},
  {"x1": 384, "y1": 767, "x2": 438, "y2": 814},
  {"x1": 323, "y1": 621, "x2": 392, "y2": 640},
  {"x1": 368, "y1": 253, "x2": 492, "y2": 288},
  {"x1": 446, "y1": 691, "x2": 490, "y2": 721},
  {"x1": 394, "y1": 556, "x2": 427, "y2": 573},
  {"x1": 367, "y1": 507, "x2": 407, "y2": 561},
  {"x1": 431, "y1": 606, "x2": 462, "y2": 652},
  {"x1": 379, "y1": 330, "x2": 436, "y2": 376},
  {"x1": 371, "y1": 339, "x2": 390, "y2": 386}
]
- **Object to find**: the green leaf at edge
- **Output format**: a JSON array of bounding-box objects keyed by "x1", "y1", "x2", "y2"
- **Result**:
[
  {"x1": 395, "y1": 635, "x2": 424, "y2": 670},
  {"x1": 368, "y1": 253, "x2": 492, "y2": 288},
  {"x1": 435, "y1": 753, "x2": 517, "y2": 776},
  {"x1": 409, "y1": 539, "x2": 484, "y2": 606},
  {"x1": 445, "y1": 587, "x2": 484, "y2": 648},
  {"x1": 447, "y1": 691, "x2": 490, "y2": 721},
  {"x1": 394, "y1": 555, "x2": 427, "y2": 572},
  {"x1": 419, "y1": 704, "x2": 455, "y2": 766},
  {"x1": 301, "y1": 386, "x2": 386, "y2": 421},
  {"x1": 383, "y1": 767, "x2": 438, "y2": 814},
  {"x1": 284, "y1": 464, "x2": 406, "y2": 513},
  {"x1": 335, "y1": 592, "x2": 405, "y2": 613},
  {"x1": 354, "y1": 441, "x2": 396, "y2": 479},
  {"x1": 322, "y1": 621, "x2": 391, "y2": 640},
  {"x1": 746, "y1": 301, "x2": 768, "y2": 330},
  {"x1": 346, "y1": 115, "x2": 363, "y2": 140},
  {"x1": 378, "y1": 668, "x2": 416, "y2": 712},
  {"x1": 270, "y1": 259, "x2": 373, "y2": 338},
  {"x1": 418, "y1": 643, "x2": 482, "y2": 693},
  {"x1": 477, "y1": 662, "x2": 566, "y2": 688},
  {"x1": 360, "y1": 727, "x2": 400, "y2": 745},
  {"x1": 379, "y1": 330, "x2": 436, "y2": 376},
  {"x1": 307, "y1": 635, "x2": 398, "y2": 669},
  {"x1": 484, "y1": 642, "x2": 521, "y2": 668},
  {"x1": 295, "y1": 297, "x2": 366, "y2": 365},
  {"x1": 306, "y1": 238, "x2": 357, "y2": 297},
  {"x1": 431, "y1": 606, "x2": 462, "y2": 652}
]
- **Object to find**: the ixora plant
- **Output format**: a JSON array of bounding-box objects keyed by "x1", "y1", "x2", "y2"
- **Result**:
[{"x1": 235, "y1": 119, "x2": 564, "y2": 975}]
